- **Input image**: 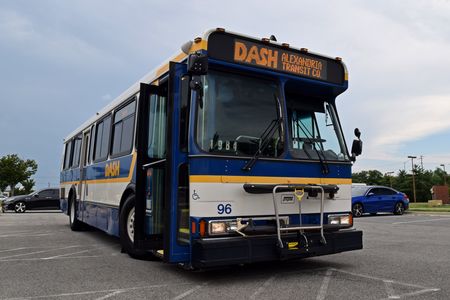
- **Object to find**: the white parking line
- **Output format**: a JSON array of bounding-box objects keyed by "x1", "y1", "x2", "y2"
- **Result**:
[
  {"x1": 316, "y1": 268, "x2": 333, "y2": 300},
  {"x1": 171, "y1": 282, "x2": 209, "y2": 300},
  {"x1": 0, "y1": 255, "x2": 103, "y2": 262},
  {"x1": 392, "y1": 218, "x2": 450, "y2": 225},
  {"x1": 2, "y1": 283, "x2": 191, "y2": 300},
  {"x1": 249, "y1": 275, "x2": 276, "y2": 300},
  {"x1": 41, "y1": 249, "x2": 91, "y2": 260},
  {"x1": 0, "y1": 233, "x2": 53, "y2": 238},
  {"x1": 332, "y1": 268, "x2": 440, "y2": 298},
  {"x1": 0, "y1": 247, "x2": 27, "y2": 253},
  {"x1": 94, "y1": 290, "x2": 124, "y2": 300},
  {"x1": 383, "y1": 280, "x2": 400, "y2": 299},
  {"x1": 0, "y1": 245, "x2": 80, "y2": 260}
]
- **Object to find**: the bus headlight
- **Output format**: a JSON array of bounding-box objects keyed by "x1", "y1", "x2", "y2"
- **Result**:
[
  {"x1": 328, "y1": 214, "x2": 352, "y2": 227},
  {"x1": 208, "y1": 220, "x2": 237, "y2": 235}
]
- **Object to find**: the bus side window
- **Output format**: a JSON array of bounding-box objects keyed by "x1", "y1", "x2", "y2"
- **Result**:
[
  {"x1": 71, "y1": 135, "x2": 82, "y2": 168},
  {"x1": 148, "y1": 94, "x2": 167, "y2": 158},
  {"x1": 111, "y1": 100, "x2": 136, "y2": 157},
  {"x1": 87, "y1": 125, "x2": 94, "y2": 165},
  {"x1": 94, "y1": 115, "x2": 112, "y2": 162},
  {"x1": 63, "y1": 140, "x2": 73, "y2": 170}
]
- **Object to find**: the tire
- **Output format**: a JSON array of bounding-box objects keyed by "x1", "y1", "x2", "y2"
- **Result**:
[
  {"x1": 69, "y1": 197, "x2": 84, "y2": 231},
  {"x1": 14, "y1": 201, "x2": 26, "y2": 213},
  {"x1": 352, "y1": 203, "x2": 364, "y2": 218},
  {"x1": 394, "y1": 202, "x2": 405, "y2": 215},
  {"x1": 119, "y1": 194, "x2": 147, "y2": 258}
]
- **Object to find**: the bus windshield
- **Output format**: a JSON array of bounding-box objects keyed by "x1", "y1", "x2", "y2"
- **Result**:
[
  {"x1": 286, "y1": 94, "x2": 349, "y2": 161},
  {"x1": 196, "y1": 70, "x2": 283, "y2": 157}
]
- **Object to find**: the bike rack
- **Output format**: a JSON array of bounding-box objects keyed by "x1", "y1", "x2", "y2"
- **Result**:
[{"x1": 272, "y1": 185, "x2": 326, "y2": 248}]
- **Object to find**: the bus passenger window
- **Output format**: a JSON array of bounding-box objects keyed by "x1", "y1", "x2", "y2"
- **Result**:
[
  {"x1": 94, "y1": 115, "x2": 112, "y2": 161},
  {"x1": 71, "y1": 135, "x2": 82, "y2": 168},
  {"x1": 111, "y1": 100, "x2": 136, "y2": 156},
  {"x1": 148, "y1": 94, "x2": 167, "y2": 159},
  {"x1": 63, "y1": 141, "x2": 73, "y2": 170}
]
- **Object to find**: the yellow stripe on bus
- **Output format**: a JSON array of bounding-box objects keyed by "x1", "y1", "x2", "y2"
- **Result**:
[{"x1": 189, "y1": 175, "x2": 351, "y2": 185}]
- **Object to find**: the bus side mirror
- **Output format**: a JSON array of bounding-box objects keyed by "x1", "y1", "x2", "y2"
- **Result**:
[
  {"x1": 188, "y1": 52, "x2": 208, "y2": 109},
  {"x1": 350, "y1": 128, "x2": 362, "y2": 162},
  {"x1": 188, "y1": 52, "x2": 208, "y2": 75}
]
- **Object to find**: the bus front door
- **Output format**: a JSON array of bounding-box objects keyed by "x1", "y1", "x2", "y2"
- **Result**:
[
  {"x1": 134, "y1": 62, "x2": 190, "y2": 263},
  {"x1": 79, "y1": 129, "x2": 90, "y2": 221}
]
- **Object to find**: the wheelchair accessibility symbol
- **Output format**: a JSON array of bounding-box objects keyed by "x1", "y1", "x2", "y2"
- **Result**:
[{"x1": 192, "y1": 190, "x2": 200, "y2": 201}]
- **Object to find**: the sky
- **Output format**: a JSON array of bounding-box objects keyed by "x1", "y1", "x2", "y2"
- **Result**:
[{"x1": 1, "y1": 0, "x2": 450, "y2": 189}]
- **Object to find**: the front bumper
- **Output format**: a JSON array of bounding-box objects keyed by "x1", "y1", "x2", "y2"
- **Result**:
[{"x1": 192, "y1": 229, "x2": 362, "y2": 268}]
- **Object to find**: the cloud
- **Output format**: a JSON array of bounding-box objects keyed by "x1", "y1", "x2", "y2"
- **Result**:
[{"x1": 0, "y1": 8, "x2": 123, "y2": 69}]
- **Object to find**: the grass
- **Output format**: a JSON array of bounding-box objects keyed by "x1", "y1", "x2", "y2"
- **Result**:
[{"x1": 409, "y1": 202, "x2": 450, "y2": 212}]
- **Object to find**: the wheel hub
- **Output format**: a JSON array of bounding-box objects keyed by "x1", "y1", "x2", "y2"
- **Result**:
[{"x1": 127, "y1": 207, "x2": 135, "y2": 243}]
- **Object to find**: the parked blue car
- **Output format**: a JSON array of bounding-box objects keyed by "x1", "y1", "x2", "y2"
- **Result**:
[{"x1": 351, "y1": 185, "x2": 409, "y2": 217}]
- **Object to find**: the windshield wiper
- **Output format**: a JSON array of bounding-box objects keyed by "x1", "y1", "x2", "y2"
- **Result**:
[
  {"x1": 294, "y1": 118, "x2": 329, "y2": 175},
  {"x1": 241, "y1": 118, "x2": 281, "y2": 171},
  {"x1": 242, "y1": 94, "x2": 283, "y2": 171}
]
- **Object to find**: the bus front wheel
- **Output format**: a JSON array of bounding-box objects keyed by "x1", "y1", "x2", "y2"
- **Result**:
[{"x1": 119, "y1": 194, "x2": 147, "y2": 258}]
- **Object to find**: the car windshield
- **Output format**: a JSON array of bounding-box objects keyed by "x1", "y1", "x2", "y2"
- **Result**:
[
  {"x1": 196, "y1": 70, "x2": 283, "y2": 157},
  {"x1": 352, "y1": 186, "x2": 369, "y2": 197}
]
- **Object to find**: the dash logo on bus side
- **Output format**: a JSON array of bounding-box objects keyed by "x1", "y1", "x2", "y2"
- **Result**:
[{"x1": 105, "y1": 161, "x2": 120, "y2": 177}]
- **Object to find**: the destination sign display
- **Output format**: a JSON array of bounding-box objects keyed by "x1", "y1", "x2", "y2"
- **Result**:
[{"x1": 207, "y1": 32, "x2": 345, "y2": 84}]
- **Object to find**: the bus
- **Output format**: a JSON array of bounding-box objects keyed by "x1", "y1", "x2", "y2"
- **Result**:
[{"x1": 60, "y1": 28, "x2": 363, "y2": 268}]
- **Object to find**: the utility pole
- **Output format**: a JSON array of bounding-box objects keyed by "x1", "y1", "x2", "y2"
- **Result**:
[
  {"x1": 440, "y1": 164, "x2": 447, "y2": 186},
  {"x1": 419, "y1": 155, "x2": 424, "y2": 169},
  {"x1": 385, "y1": 171, "x2": 394, "y2": 188},
  {"x1": 408, "y1": 156, "x2": 417, "y2": 203}
]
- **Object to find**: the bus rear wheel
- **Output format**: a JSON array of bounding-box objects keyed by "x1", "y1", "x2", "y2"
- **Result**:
[
  {"x1": 119, "y1": 194, "x2": 147, "y2": 258},
  {"x1": 69, "y1": 196, "x2": 84, "y2": 231}
]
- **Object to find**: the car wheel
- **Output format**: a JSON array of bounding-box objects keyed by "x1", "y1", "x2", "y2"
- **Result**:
[
  {"x1": 69, "y1": 197, "x2": 84, "y2": 231},
  {"x1": 394, "y1": 202, "x2": 405, "y2": 215},
  {"x1": 119, "y1": 194, "x2": 147, "y2": 258},
  {"x1": 14, "y1": 201, "x2": 26, "y2": 213},
  {"x1": 352, "y1": 203, "x2": 364, "y2": 217}
]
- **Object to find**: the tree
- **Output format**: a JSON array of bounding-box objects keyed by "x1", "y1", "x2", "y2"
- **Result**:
[
  {"x1": 21, "y1": 178, "x2": 35, "y2": 194},
  {"x1": 0, "y1": 154, "x2": 37, "y2": 196},
  {"x1": 0, "y1": 179, "x2": 7, "y2": 193},
  {"x1": 352, "y1": 170, "x2": 384, "y2": 185}
]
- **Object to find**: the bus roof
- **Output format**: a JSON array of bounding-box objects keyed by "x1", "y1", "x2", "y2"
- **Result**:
[{"x1": 64, "y1": 28, "x2": 347, "y2": 142}]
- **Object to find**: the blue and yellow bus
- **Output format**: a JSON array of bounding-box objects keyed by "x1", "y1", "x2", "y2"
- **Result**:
[{"x1": 60, "y1": 28, "x2": 363, "y2": 268}]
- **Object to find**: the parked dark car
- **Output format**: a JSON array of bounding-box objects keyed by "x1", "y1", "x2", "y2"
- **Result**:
[
  {"x1": 351, "y1": 185, "x2": 409, "y2": 217},
  {"x1": 2, "y1": 188, "x2": 60, "y2": 213}
]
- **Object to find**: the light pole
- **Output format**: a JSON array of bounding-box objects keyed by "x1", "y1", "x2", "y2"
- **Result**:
[
  {"x1": 440, "y1": 164, "x2": 447, "y2": 186},
  {"x1": 385, "y1": 171, "x2": 394, "y2": 188},
  {"x1": 408, "y1": 156, "x2": 417, "y2": 203}
]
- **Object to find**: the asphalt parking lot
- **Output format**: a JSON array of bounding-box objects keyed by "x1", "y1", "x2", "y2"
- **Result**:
[{"x1": 1, "y1": 212, "x2": 450, "y2": 300}]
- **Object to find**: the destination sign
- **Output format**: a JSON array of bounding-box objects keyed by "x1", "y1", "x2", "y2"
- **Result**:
[{"x1": 207, "y1": 32, "x2": 344, "y2": 84}]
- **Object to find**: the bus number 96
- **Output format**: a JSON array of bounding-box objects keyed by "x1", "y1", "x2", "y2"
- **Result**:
[{"x1": 217, "y1": 203, "x2": 232, "y2": 215}]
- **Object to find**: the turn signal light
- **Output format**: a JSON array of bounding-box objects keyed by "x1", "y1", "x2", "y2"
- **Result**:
[
  {"x1": 199, "y1": 219, "x2": 207, "y2": 237},
  {"x1": 191, "y1": 221, "x2": 197, "y2": 234}
]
